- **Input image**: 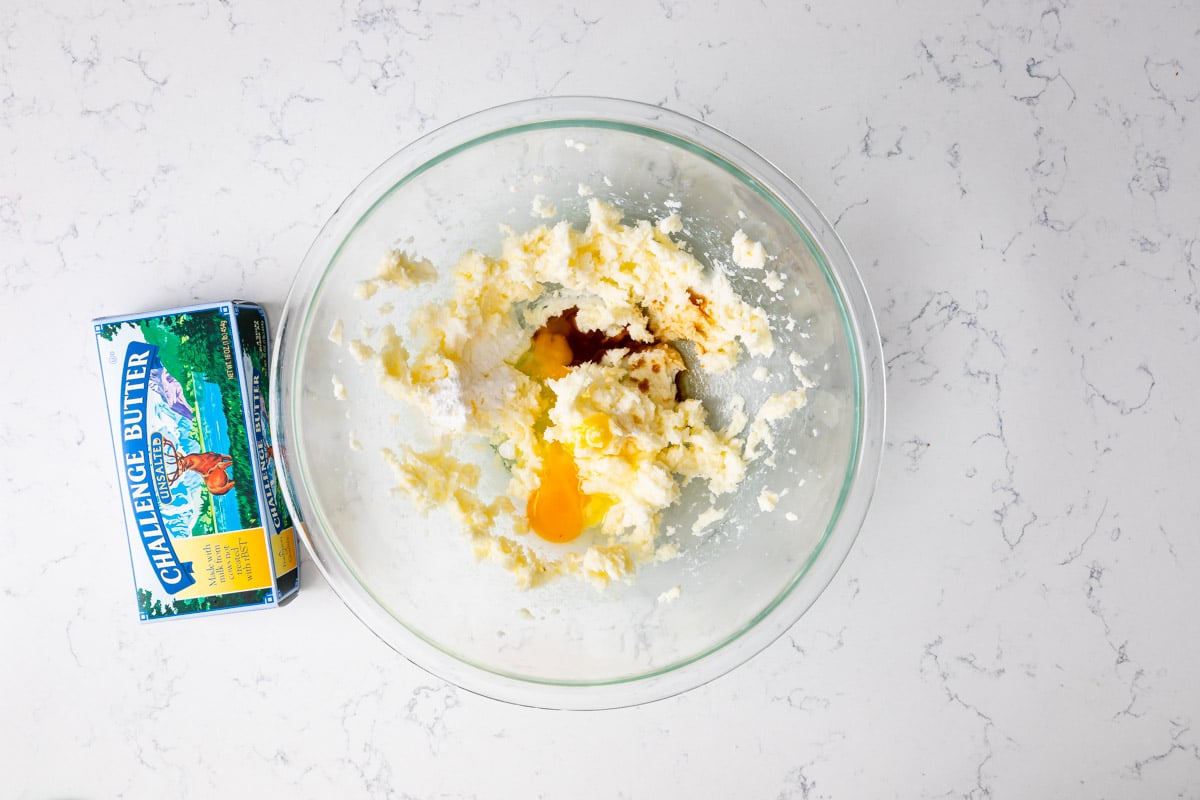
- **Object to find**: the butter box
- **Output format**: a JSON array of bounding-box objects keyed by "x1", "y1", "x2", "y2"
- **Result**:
[{"x1": 94, "y1": 302, "x2": 299, "y2": 621}]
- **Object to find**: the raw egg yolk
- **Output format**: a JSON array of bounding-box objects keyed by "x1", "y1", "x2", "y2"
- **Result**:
[
  {"x1": 579, "y1": 413, "x2": 613, "y2": 450},
  {"x1": 519, "y1": 325, "x2": 573, "y2": 380},
  {"x1": 583, "y1": 492, "x2": 615, "y2": 529},
  {"x1": 527, "y1": 442, "x2": 586, "y2": 543}
]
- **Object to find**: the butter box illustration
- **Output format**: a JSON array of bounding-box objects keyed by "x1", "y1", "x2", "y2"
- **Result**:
[{"x1": 94, "y1": 302, "x2": 299, "y2": 621}]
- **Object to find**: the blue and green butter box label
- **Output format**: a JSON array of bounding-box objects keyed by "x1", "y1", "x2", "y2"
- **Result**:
[{"x1": 94, "y1": 302, "x2": 299, "y2": 621}]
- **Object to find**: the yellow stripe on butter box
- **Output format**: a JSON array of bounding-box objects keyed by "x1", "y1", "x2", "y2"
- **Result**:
[
  {"x1": 271, "y1": 527, "x2": 298, "y2": 576},
  {"x1": 172, "y1": 528, "x2": 274, "y2": 601}
]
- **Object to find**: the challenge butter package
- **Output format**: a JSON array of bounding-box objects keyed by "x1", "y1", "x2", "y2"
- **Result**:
[{"x1": 94, "y1": 302, "x2": 299, "y2": 621}]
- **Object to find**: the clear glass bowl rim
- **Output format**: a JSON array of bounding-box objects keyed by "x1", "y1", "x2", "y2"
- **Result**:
[{"x1": 269, "y1": 96, "x2": 886, "y2": 710}]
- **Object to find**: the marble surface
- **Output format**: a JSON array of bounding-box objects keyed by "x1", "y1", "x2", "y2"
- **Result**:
[{"x1": 3, "y1": 0, "x2": 1199, "y2": 796}]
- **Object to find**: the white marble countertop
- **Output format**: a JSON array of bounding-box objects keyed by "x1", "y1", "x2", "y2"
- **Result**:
[{"x1": 4, "y1": 0, "x2": 1199, "y2": 796}]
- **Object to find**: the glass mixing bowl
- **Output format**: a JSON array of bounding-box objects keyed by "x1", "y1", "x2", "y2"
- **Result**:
[{"x1": 270, "y1": 97, "x2": 884, "y2": 709}]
